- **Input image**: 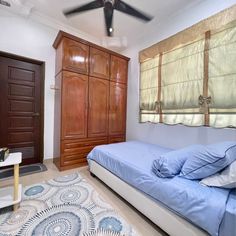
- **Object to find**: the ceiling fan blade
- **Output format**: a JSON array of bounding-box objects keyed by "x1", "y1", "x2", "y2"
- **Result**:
[
  {"x1": 104, "y1": 2, "x2": 114, "y2": 37},
  {"x1": 64, "y1": 0, "x2": 104, "y2": 17},
  {"x1": 114, "y1": 0, "x2": 153, "y2": 22}
]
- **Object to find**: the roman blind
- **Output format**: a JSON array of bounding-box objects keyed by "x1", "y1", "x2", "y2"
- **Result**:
[
  {"x1": 139, "y1": 5, "x2": 236, "y2": 128},
  {"x1": 140, "y1": 56, "x2": 160, "y2": 123},
  {"x1": 161, "y1": 38, "x2": 205, "y2": 126},
  {"x1": 208, "y1": 23, "x2": 236, "y2": 127}
]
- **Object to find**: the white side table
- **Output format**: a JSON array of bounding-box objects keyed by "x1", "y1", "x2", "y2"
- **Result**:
[{"x1": 0, "y1": 152, "x2": 22, "y2": 211}]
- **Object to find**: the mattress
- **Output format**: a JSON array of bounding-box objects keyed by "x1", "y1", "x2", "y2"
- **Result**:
[{"x1": 87, "y1": 141, "x2": 233, "y2": 236}]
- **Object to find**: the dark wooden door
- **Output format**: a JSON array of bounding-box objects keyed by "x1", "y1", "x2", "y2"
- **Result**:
[
  {"x1": 62, "y1": 71, "x2": 88, "y2": 139},
  {"x1": 0, "y1": 56, "x2": 43, "y2": 165},
  {"x1": 88, "y1": 77, "x2": 109, "y2": 137},
  {"x1": 109, "y1": 82, "x2": 127, "y2": 135}
]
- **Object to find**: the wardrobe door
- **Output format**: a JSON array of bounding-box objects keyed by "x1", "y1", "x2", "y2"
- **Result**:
[
  {"x1": 88, "y1": 77, "x2": 109, "y2": 137},
  {"x1": 60, "y1": 38, "x2": 89, "y2": 74},
  {"x1": 90, "y1": 47, "x2": 110, "y2": 79},
  {"x1": 110, "y1": 55, "x2": 128, "y2": 84},
  {"x1": 62, "y1": 71, "x2": 88, "y2": 139},
  {"x1": 109, "y1": 82, "x2": 127, "y2": 135}
]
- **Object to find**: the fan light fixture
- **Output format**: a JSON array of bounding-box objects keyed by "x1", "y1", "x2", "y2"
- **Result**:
[
  {"x1": 63, "y1": 0, "x2": 153, "y2": 37},
  {"x1": 0, "y1": 0, "x2": 11, "y2": 7}
]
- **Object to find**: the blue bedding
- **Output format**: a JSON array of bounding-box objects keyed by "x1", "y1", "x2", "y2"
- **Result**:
[
  {"x1": 219, "y1": 189, "x2": 236, "y2": 236},
  {"x1": 87, "y1": 141, "x2": 233, "y2": 236}
]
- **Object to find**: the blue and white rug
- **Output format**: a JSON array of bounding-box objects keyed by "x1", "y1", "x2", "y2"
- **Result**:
[{"x1": 0, "y1": 173, "x2": 138, "y2": 236}]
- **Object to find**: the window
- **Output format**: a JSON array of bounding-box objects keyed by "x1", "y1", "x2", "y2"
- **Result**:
[{"x1": 139, "y1": 16, "x2": 236, "y2": 128}]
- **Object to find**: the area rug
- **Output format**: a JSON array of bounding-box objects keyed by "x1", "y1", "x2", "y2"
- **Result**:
[
  {"x1": 0, "y1": 163, "x2": 47, "y2": 180},
  {"x1": 0, "y1": 173, "x2": 138, "y2": 236}
]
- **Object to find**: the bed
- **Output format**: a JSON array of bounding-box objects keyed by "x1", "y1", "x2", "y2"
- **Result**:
[{"x1": 87, "y1": 141, "x2": 235, "y2": 236}]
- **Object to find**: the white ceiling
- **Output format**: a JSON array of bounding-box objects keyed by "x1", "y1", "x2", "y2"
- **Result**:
[{"x1": 1, "y1": 0, "x2": 204, "y2": 48}]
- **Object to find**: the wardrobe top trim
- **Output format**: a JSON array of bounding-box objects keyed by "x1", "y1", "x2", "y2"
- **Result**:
[{"x1": 53, "y1": 30, "x2": 130, "y2": 61}]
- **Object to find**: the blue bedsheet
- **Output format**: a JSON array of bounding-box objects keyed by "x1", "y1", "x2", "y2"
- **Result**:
[
  {"x1": 87, "y1": 141, "x2": 232, "y2": 236},
  {"x1": 219, "y1": 189, "x2": 236, "y2": 236}
]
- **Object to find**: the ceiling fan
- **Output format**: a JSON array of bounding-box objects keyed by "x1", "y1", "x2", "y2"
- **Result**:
[{"x1": 63, "y1": 0, "x2": 153, "y2": 37}]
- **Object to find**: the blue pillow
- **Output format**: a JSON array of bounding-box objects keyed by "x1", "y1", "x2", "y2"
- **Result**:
[
  {"x1": 152, "y1": 145, "x2": 203, "y2": 178},
  {"x1": 180, "y1": 142, "x2": 236, "y2": 180}
]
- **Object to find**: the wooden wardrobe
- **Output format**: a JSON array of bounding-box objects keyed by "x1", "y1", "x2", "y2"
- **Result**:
[{"x1": 53, "y1": 31, "x2": 129, "y2": 171}]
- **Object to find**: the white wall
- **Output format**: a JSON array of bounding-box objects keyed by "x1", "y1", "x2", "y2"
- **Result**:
[
  {"x1": 124, "y1": 0, "x2": 236, "y2": 149},
  {"x1": 1, "y1": 1, "x2": 236, "y2": 159},
  {"x1": 0, "y1": 9, "x2": 100, "y2": 159}
]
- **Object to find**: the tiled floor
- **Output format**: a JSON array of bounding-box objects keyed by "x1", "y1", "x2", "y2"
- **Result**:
[{"x1": 1, "y1": 160, "x2": 167, "y2": 236}]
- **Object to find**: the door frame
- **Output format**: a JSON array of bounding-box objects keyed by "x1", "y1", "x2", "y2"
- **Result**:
[{"x1": 0, "y1": 51, "x2": 45, "y2": 163}]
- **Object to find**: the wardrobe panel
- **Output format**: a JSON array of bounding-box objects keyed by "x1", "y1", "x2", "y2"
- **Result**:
[
  {"x1": 61, "y1": 38, "x2": 89, "y2": 75},
  {"x1": 109, "y1": 82, "x2": 127, "y2": 135},
  {"x1": 62, "y1": 71, "x2": 88, "y2": 139},
  {"x1": 90, "y1": 47, "x2": 110, "y2": 79},
  {"x1": 88, "y1": 77, "x2": 109, "y2": 137},
  {"x1": 109, "y1": 135, "x2": 125, "y2": 144},
  {"x1": 111, "y1": 55, "x2": 128, "y2": 84}
]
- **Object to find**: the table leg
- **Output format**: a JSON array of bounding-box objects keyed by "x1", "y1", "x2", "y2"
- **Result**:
[{"x1": 13, "y1": 164, "x2": 19, "y2": 211}]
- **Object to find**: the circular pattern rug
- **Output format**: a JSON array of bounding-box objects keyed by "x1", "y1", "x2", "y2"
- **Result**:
[
  {"x1": 83, "y1": 229, "x2": 126, "y2": 236},
  {"x1": 18, "y1": 204, "x2": 94, "y2": 236},
  {"x1": 0, "y1": 173, "x2": 138, "y2": 236}
]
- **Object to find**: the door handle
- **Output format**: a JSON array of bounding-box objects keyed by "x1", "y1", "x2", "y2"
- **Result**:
[{"x1": 32, "y1": 113, "x2": 40, "y2": 117}]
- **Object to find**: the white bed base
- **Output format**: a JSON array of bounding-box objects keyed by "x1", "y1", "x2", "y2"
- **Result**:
[{"x1": 89, "y1": 160, "x2": 208, "y2": 236}]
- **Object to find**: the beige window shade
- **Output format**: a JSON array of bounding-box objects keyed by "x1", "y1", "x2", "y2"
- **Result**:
[
  {"x1": 208, "y1": 23, "x2": 236, "y2": 127},
  {"x1": 161, "y1": 40, "x2": 204, "y2": 110},
  {"x1": 140, "y1": 56, "x2": 160, "y2": 123},
  {"x1": 161, "y1": 39, "x2": 205, "y2": 126},
  {"x1": 210, "y1": 111, "x2": 236, "y2": 128},
  {"x1": 162, "y1": 113, "x2": 204, "y2": 126},
  {"x1": 139, "y1": 4, "x2": 236, "y2": 128},
  {"x1": 139, "y1": 5, "x2": 236, "y2": 63}
]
